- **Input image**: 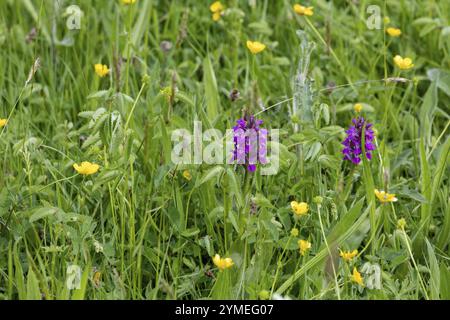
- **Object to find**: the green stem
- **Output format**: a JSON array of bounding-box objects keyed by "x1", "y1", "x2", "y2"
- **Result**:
[
  {"x1": 361, "y1": 124, "x2": 377, "y2": 254},
  {"x1": 401, "y1": 227, "x2": 429, "y2": 300},
  {"x1": 125, "y1": 82, "x2": 147, "y2": 130}
]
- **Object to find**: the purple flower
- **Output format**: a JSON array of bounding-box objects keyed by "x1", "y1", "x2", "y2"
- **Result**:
[
  {"x1": 233, "y1": 115, "x2": 268, "y2": 172},
  {"x1": 342, "y1": 117, "x2": 376, "y2": 165}
]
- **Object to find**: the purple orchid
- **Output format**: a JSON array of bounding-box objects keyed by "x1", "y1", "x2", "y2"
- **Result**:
[
  {"x1": 232, "y1": 115, "x2": 268, "y2": 172},
  {"x1": 342, "y1": 117, "x2": 376, "y2": 165}
]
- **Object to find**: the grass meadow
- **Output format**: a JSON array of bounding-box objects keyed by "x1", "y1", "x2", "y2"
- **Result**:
[{"x1": 0, "y1": 0, "x2": 449, "y2": 300}]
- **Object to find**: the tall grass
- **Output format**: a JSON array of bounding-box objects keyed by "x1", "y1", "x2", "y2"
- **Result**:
[{"x1": 0, "y1": 0, "x2": 449, "y2": 300}]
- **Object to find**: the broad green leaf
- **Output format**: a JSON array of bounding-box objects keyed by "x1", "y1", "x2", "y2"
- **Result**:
[
  {"x1": 426, "y1": 239, "x2": 440, "y2": 299},
  {"x1": 29, "y1": 207, "x2": 59, "y2": 223},
  {"x1": 226, "y1": 168, "x2": 244, "y2": 208},
  {"x1": 203, "y1": 55, "x2": 220, "y2": 121},
  {"x1": 197, "y1": 166, "x2": 224, "y2": 187},
  {"x1": 26, "y1": 269, "x2": 41, "y2": 300}
]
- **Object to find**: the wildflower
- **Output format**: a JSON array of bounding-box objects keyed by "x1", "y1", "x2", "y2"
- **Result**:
[
  {"x1": 354, "y1": 103, "x2": 363, "y2": 113},
  {"x1": 342, "y1": 117, "x2": 376, "y2": 165},
  {"x1": 291, "y1": 201, "x2": 309, "y2": 216},
  {"x1": 212, "y1": 12, "x2": 221, "y2": 21},
  {"x1": 73, "y1": 161, "x2": 100, "y2": 175},
  {"x1": 351, "y1": 267, "x2": 364, "y2": 286},
  {"x1": 94, "y1": 64, "x2": 110, "y2": 77},
  {"x1": 386, "y1": 27, "x2": 401, "y2": 37},
  {"x1": 290, "y1": 228, "x2": 299, "y2": 237},
  {"x1": 293, "y1": 4, "x2": 314, "y2": 16},
  {"x1": 210, "y1": 1, "x2": 224, "y2": 13},
  {"x1": 0, "y1": 118, "x2": 7, "y2": 128},
  {"x1": 182, "y1": 170, "x2": 192, "y2": 181},
  {"x1": 246, "y1": 41, "x2": 266, "y2": 54},
  {"x1": 26, "y1": 27, "x2": 38, "y2": 44},
  {"x1": 160, "y1": 86, "x2": 176, "y2": 102},
  {"x1": 393, "y1": 55, "x2": 414, "y2": 70},
  {"x1": 160, "y1": 41, "x2": 173, "y2": 53},
  {"x1": 313, "y1": 196, "x2": 323, "y2": 205},
  {"x1": 326, "y1": 81, "x2": 337, "y2": 94},
  {"x1": 121, "y1": 0, "x2": 136, "y2": 4},
  {"x1": 232, "y1": 115, "x2": 267, "y2": 172},
  {"x1": 212, "y1": 254, "x2": 234, "y2": 270},
  {"x1": 397, "y1": 218, "x2": 407, "y2": 230},
  {"x1": 374, "y1": 189, "x2": 398, "y2": 203},
  {"x1": 210, "y1": 1, "x2": 224, "y2": 21},
  {"x1": 250, "y1": 200, "x2": 258, "y2": 215},
  {"x1": 141, "y1": 74, "x2": 151, "y2": 85},
  {"x1": 93, "y1": 240, "x2": 104, "y2": 253},
  {"x1": 229, "y1": 89, "x2": 240, "y2": 102},
  {"x1": 383, "y1": 16, "x2": 390, "y2": 25},
  {"x1": 298, "y1": 239, "x2": 311, "y2": 256},
  {"x1": 340, "y1": 249, "x2": 358, "y2": 262}
]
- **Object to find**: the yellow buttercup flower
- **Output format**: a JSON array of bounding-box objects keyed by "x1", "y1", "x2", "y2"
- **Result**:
[
  {"x1": 210, "y1": 1, "x2": 224, "y2": 13},
  {"x1": 210, "y1": 1, "x2": 224, "y2": 22},
  {"x1": 354, "y1": 103, "x2": 363, "y2": 113},
  {"x1": 94, "y1": 64, "x2": 110, "y2": 77},
  {"x1": 182, "y1": 170, "x2": 192, "y2": 181},
  {"x1": 212, "y1": 254, "x2": 234, "y2": 270},
  {"x1": 291, "y1": 201, "x2": 309, "y2": 216},
  {"x1": 298, "y1": 239, "x2": 311, "y2": 256},
  {"x1": 393, "y1": 55, "x2": 414, "y2": 70},
  {"x1": 0, "y1": 118, "x2": 7, "y2": 128},
  {"x1": 121, "y1": 0, "x2": 136, "y2": 4},
  {"x1": 351, "y1": 267, "x2": 364, "y2": 286},
  {"x1": 246, "y1": 41, "x2": 266, "y2": 55},
  {"x1": 374, "y1": 189, "x2": 398, "y2": 203},
  {"x1": 340, "y1": 249, "x2": 358, "y2": 262},
  {"x1": 73, "y1": 162, "x2": 100, "y2": 175},
  {"x1": 293, "y1": 4, "x2": 314, "y2": 16},
  {"x1": 386, "y1": 27, "x2": 401, "y2": 37},
  {"x1": 212, "y1": 12, "x2": 222, "y2": 21}
]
